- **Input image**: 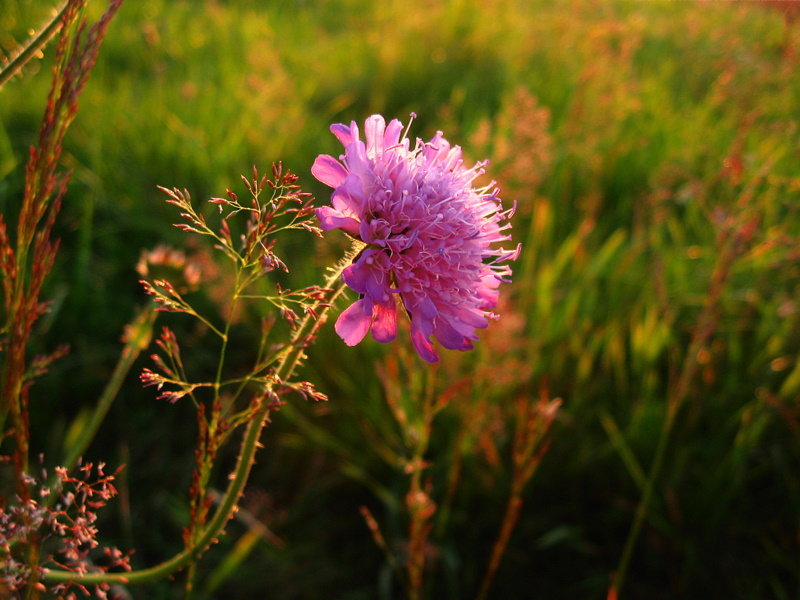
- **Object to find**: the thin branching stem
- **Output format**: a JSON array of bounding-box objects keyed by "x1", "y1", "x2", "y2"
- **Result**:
[
  {"x1": 42, "y1": 248, "x2": 354, "y2": 588},
  {"x1": 183, "y1": 267, "x2": 244, "y2": 597}
]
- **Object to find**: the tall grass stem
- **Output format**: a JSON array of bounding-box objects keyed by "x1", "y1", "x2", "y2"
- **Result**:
[
  {"x1": 42, "y1": 248, "x2": 353, "y2": 588},
  {"x1": 0, "y1": 2, "x2": 70, "y2": 88},
  {"x1": 610, "y1": 214, "x2": 756, "y2": 597},
  {"x1": 60, "y1": 304, "x2": 158, "y2": 475}
]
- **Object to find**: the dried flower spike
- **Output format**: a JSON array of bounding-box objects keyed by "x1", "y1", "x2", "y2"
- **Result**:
[{"x1": 313, "y1": 114, "x2": 520, "y2": 362}]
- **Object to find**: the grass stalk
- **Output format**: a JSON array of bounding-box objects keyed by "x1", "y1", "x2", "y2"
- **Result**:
[
  {"x1": 61, "y1": 304, "x2": 158, "y2": 473},
  {"x1": 610, "y1": 214, "x2": 758, "y2": 598},
  {"x1": 42, "y1": 249, "x2": 353, "y2": 588},
  {"x1": 0, "y1": 2, "x2": 71, "y2": 89},
  {"x1": 477, "y1": 391, "x2": 559, "y2": 600},
  {"x1": 609, "y1": 402, "x2": 676, "y2": 599},
  {"x1": 182, "y1": 268, "x2": 244, "y2": 598}
]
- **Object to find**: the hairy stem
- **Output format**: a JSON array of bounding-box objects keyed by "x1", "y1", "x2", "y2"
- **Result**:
[
  {"x1": 42, "y1": 249, "x2": 354, "y2": 588},
  {"x1": 0, "y1": 2, "x2": 71, "y2": 88}
]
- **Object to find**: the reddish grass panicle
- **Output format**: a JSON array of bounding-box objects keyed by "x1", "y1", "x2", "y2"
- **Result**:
[
  {"x1": 0, "y1": 458, "x2": 131, "y2": 598},
  {"x1": 0, "y1": 0, "x2": 125, "y2": 488}
]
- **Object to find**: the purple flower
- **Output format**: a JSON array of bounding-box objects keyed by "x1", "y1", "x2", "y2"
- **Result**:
[{"x1": 313, "y1": 114, "x2": 520, "y2": 363}]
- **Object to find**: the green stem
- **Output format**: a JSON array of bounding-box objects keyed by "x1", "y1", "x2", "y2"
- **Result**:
[
  {"x1": 42, "y1": 250, "x2": 353, "y2": 588},
  {"x1": 611, "y1": 318, "x2": 714, "y2": 596},
  {"x1": 611, "y1": 220, "x2": 749, "y2": 597},
  {"x1": 215, "y1": 270, "x2": 242, "y2": 394},
  {"x1": 407, "y1": 370, "x2": 437, "y2": 600},
  {"x1": 611, "y1": 402, "x2": 676, "y2": 596},
  {"x1": 0, "y1": 2, "x2": 71, "y2": 89},
  {"x1": 184, "y1": 562, "x2": 197, "y2": 600},
  {"x1": 183, "y1": 271, "x2": 242, "y2": 596},
  {"x1": 61, "y1": 304, "x2": 158, "y2": 473}
]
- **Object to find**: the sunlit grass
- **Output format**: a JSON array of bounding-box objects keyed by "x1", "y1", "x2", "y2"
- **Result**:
[{"x1": 2, "y1": 0, "x2": 800, "y2": 597}]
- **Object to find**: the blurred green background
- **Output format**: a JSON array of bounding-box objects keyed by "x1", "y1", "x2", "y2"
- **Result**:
[{"x1": 2, "y1": 0, "x2": 800, "y2": 598}]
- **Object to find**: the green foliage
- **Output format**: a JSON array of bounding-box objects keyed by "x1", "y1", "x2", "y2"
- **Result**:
[{"x1": 2, "y1": 0, "x2": 800, "y2": 597}]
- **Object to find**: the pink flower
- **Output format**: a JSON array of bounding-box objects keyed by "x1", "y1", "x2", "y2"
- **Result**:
[{"x1": 313, "y1": 114, "x2": 520, "y2": 363}]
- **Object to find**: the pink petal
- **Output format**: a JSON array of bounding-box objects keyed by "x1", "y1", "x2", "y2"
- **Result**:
[
  {"x1": 331, "y1": 123, "x2": 355, "y2": 146},
  {"x1": 371, "y1": 300, "x2": 397, "y2": 343},
  {"x1": 423, "y1": 132, "x2": 448, "y2": 161},
  {"x1": 344, "y1": 140, "x2": 373, "y2": 183},
  {"x1": 451, "y1": 306, "x2": 489, "y2": 331},
  {"x1": 315, "y1": 206, "x2": 360, "y2": 233},
  {"x1": 328, "y1": 187, "x2": 363, "y2": 235},
  {"x1": 311, "y1": 155, "x2": 348, "y2": 188},
  {"x1": 384, "y1": 119, "x2": 404, "y2": 147},
  {"x1": 331, "y1": 175, "x2": 365, "y2": 214},
  {"x1": 410, "y1": 320, "x2": 439, "y2": 363},
  {"x1": 476, "y1": 276, "x2": 501, "y2": 309},
  {"x1": 365, "y1": 114, "x2": 386, "y2": 157},
  {"x1": 433, "y1": 319, "x2": 467, "y2": 350},
  {"x1": 365, "y1": 268, "x2": 390, "y2": 303},
  {"x1": 349, "y1": 121, "x2": 361, "y2": 144},
  {"x1": 335, "y1": 299, "x2": 373, "y2": 346},
  {"x1": 342, "y1": 255, "x2": 374, "y2": 294},
  {"x1": 416, "y1": 296, "x2": 438, "y2": 320}
]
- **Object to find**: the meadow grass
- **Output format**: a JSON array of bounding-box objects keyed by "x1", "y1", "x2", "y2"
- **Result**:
[{"x1": 2, "y1": 0, "x2": 800, "y2": 597}]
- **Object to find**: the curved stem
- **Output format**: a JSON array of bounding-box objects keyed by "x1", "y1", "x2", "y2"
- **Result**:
[
  {"x1": 0, "y1": 2, "x2": 71, "y2": 89},
  {"x1": 42, "y1": 250, "x2": 354, "y2": 587},
  {"x1": 62, "y1": 304, "x2": 158, "y2": 474},
  {"x1": 610, "y1": 404, "x2": 676, "y2": 597},
  {"x1": 610, "y1": 218, "x2": 749, "y2": 597}
]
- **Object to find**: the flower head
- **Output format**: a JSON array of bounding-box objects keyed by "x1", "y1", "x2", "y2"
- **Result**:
[
  {"x1": 137, "y1": 245, "x2": 202, "y2": 294},
  {"x1": 313, "y1": 114, "x2": 520, "y2": 363}
]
